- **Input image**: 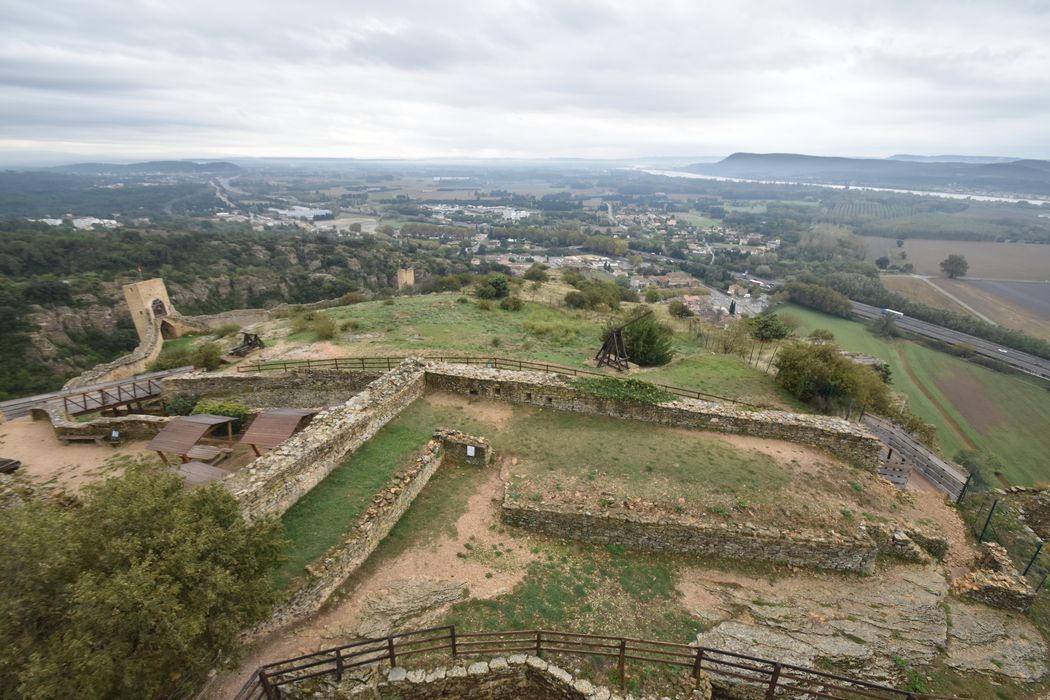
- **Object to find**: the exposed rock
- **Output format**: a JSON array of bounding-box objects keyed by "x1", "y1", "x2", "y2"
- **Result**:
[
  {"x1": 945, "y1": 601, "x2": 1048, "y2": 681},
  {"x1": 355, "y1": 578, "x2": 467, "y2": 638}
]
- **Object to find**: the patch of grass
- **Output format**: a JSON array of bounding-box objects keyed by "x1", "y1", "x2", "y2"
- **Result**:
[
  {"x1": 572, "y1": 377, "x2": 675, "y2": 405},
  {"x1": 273, "y1": 407, "x2": 437, "y2": 590}
]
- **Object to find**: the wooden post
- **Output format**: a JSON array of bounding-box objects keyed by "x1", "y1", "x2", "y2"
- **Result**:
[
  {"x1": 450, "y1": 627, "x2": 458, "y2": 658},
  {"x1": 765, "y1": 662, "x2": 781, "y2": 699},
  {"x1": 618, "y1": 639, "x2": 626, "y2": 691},
  {"x1": 258, "y1": 669, "x2": 278, "y2": 700},
  {"x1": 335, "y1": 648, "x2": 344, "y2": 682},
  {"x1": 251, "y1": 444, "x2": 261, "y2": 458},
  {"x1": 387, "y1": 636, "x2": 397, "y2": 667},
  {"x1": 535, "y1": 630, "x2": 542, "y2": 657},
  {"x1": 692, "y1": 647, "x2": 704, "y2": 683}
]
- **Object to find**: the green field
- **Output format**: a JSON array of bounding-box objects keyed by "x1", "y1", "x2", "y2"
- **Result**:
[
  {"x1": 777, "y1": 304, "x2": 1050, "y2": 486},
  {"x1": 279, "y1": 292, "x2": 800, "y2": 408}
]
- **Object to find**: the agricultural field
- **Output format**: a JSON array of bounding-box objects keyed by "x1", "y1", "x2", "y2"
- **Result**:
[
  {"x1": 825, "y1": 199, "x2": 918, "y2": 221},
  {"x1": 776, "y1": 304, "x2": 1050, "y2": 486},
  {"x1": 881, "y1": 276, "x2": 973, "y2": 316},
  {"x1": 861, "y1": 235, "x2": 1050, "y2": 280},
  {"x1": 935, "y1": 278, "x2": 1050, "y2": 343}
]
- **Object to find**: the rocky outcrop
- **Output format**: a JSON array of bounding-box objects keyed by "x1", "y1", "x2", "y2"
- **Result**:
[{"x1": 355, "y1": 579, "x2": 467, "y2": 638}]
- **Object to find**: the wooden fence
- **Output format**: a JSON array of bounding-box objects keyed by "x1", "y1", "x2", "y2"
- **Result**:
[
  {"x1": 233, "y1": 625, "x2": 959, "y2": 700},
  {"x1": 235, "y1": 354, "x2": 762, "y2": 408}
]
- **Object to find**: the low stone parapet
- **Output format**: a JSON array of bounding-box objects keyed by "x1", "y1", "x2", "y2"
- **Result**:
[
  {"x1": 163, "y1": 369, "x2": 382, "y2": 409},
  {"x1": 953, "y1": 542, "x2": 1035, "y2": 612},
  {"x1": 502, "y1": 490, "x2": 878, "y2": 574},
  {"x1": 422, "y1": 363, "x2": 882, "y2": 471}
]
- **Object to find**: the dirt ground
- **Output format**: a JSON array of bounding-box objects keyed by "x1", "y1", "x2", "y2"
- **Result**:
[
  {"x1": 204, "y1": 465, "x2": 532, "y2": 699},
  {"x1": 0, "y1": 417, "x2": 157, "y2": 491}
]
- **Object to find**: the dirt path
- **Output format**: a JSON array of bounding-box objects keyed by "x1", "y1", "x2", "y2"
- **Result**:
[
  {"x1": 0, "y1": 417, "x2": 156, "y2": 491},
  {"x1": 921, "y1": 277, "x2": 998, "y2": 324},
  {"x1": 204, "y1": 466, "x2": 529, "y2": 699},
  {"x1": 894, "y1": 346, "x2": 977, "y2": 450}
]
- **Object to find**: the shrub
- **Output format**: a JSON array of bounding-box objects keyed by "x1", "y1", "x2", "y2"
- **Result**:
[
  {"x1": 166, "y1": 393, "x2": 198, "y2": 416},
  {"x1": 212, "y1": 323, "x2": 240, "y2": 339},
  {"x1": 190, "y1": 342, "x2": 224, "y2": 371},
  {"x1": 192, "y1": 399, "x2": 251, "y2": 433},
  {"x1": 383, "y1": 298, "x2": 395, "y2": 306},
  {"x1": 500, "y1": 296, "x2": 524, "y2": 311},
  {"x1": 572, "y1": 377, "x2": 675, "y2": 405},
  {"x1": 312, "y1": 314, "x2": 337, "y2": 340},
  {"x1": 601, "y1": 314, "x2": 674, "y2": 367},
  {"x1": 564, "y1": 291, "x2": 588, "y2": 309},
  {"x1": 475, "y1": 273, "x2": 510, "y2": 299},
  {"x1": 456, "y1": 296, "x2": 469, "y2": 304},
  {"x1": 340, "y1": 319, "x2": 360, "y2": 332},
  {"x1": 523, "y1": 263, "x2": 549, "y2": 282},
  {"x1": 477, "y1": 300, "x2": 492, "y2": 311},
  {"x1": 668, "y1": 300, "x2": 693, "y2": 318},
  {"x1": 644, "y1": 289, "x2": 660, "y2": 303}
]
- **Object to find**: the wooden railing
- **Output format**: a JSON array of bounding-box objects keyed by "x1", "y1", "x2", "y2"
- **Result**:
[
  {"x1": 233, "y1": 626, "x2": 959, "y2": 700},
  {"x1": 62, "y1": 378, "x2": 166, "y2": 416},
  {"x1": 236, "y1": 355, "x2": 763, "y2": 408}
]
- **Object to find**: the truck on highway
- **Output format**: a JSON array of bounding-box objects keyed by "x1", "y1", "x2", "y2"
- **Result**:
[{"x1": 881, "y1": 308, "x2": 905, "y2": 319}]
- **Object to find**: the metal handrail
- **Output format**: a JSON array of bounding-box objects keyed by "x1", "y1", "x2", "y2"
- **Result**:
[{"x1": 233, "y1": 625, "x2": 961, "y2": 700}]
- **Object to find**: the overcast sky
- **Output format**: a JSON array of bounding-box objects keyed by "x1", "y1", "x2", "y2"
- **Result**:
[{"x1": 2, "y1": 0, "x2": 1049, "y2": 163}]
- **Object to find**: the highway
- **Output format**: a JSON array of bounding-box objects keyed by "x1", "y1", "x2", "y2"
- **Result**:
[{"x1": 850, "y1": 301, "x2": 1050, "y2": 380}]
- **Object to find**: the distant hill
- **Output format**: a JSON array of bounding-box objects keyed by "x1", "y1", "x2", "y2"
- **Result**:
[
  {"x1": 888, "y1": 154, "x2": 1022, "y2": 164},
  {"x1": 52, "y1": 160, "x2": 241, "y2": 175},
  {"x1": 686, "y1": 153, "x2": 1050, "y2": 197}
]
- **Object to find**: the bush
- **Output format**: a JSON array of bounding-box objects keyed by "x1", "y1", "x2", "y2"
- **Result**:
[
  {"x1": 0, "y1": 462, "x2": 282, "y2": 698},
  {"x1": 340, "y1": 319, "x2": 360, "y2": 332},
  {"x1": 383, "y1": 298, "x2": 395, "y2": 306},
  {"x1": 500, "y1": 296, "x2": 524, "y2": 311},
  {"x1": 191, "y1": 342, "x2": 224, "y2": 371},
  {"x1": 774, "y1": 341, "x2": 890, "y2": 415},
  {"x1": 475, "y1": 273, "x2": 510, "y2": 299},
  {"x1": 572, "y1": 377, "x2": 674, "y2": 405},
  {"x1": 192, "y1": 399, "x2": 252, "y2": 433},
  {"x1": 564, "y1": 290, "x2": 588, "y2": 309},
  {"x1": 644, "y1": 289, "x2": 660, "y2": 303},
  {"x1": 312, "y1": 314, "x2": 337, "y2": 340},
  {"x1": 212, "y1": 323, "x2": 241, "y2": 339},
  {"x1": 602, "y1": 314, "x2": 674, "y2": 367},
  {"x1": 668, "y1": 300, "x2": 693, "y2": 318},
  {"x1": 166, "y1": 393, "x2": 198, "y2": 416},
  {"x1": 523, "y1": 263, "x2": 549, "y2": 282},
  {"x1": 477, "y1": 300, "x2": 492, "y2": 311}
]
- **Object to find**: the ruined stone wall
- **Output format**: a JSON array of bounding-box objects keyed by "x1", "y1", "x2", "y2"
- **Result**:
[
  {"x1": 953, "y1": 542, "x2": 1035, "y2": 612},
  {"x1": 181, "y1": 308, "x2": 274, "y2": 330},
  {"x1": 422, "y1": 364, "x2": 882, "y2": 471},
  {"x1": 502, "y1": 495, "x2": 877, "y2": 574},
  {"x1": 162, "y1": 369, "x2": 383, "y2": 409},
  {"x1": 63, "y1": 316, "x2": 165, "y2": 389},
  {"x1": 258, "y1": 439, "x2": 445, "y2": 634},
  {"x1": 434, "y1": 428, "x2": 492, "y2": 468},
  {"x1": 287, "y1": 656, "x2": 712, "y2": 700},
  {"x1": 32, "y1": 402, "x2": 170, "y2": 440},
  {"x1": 225, "y1": 361, "x2": 427, "y2": 521}
]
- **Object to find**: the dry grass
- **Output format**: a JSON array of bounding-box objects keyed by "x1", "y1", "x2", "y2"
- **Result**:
[
  {"x1": 934, "y1": 278, "x2": 1050, "y2": 342},
  {"x1": 861, "y1": 236, "x2": 1050, "y2": 280},
  {"x1": 881, "y1": 276, "x2": 972, "y2": 316}
]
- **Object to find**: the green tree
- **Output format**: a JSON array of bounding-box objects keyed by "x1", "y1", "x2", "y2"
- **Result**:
[
  {"x1": 644, "y1": 289, "x2": 660, "y2": 303},
  {"x1": 748, "y1": 315, "x2": 792, "y2": 342},
  {"x1": 475, "y1": 273, "x2": 510, "y2": 299},
  {"x1": 773, "y1": 341, "x2": 891, "y2": 415},
  {"x1": 0, "y1": 463, "x2": 283, "y2": 699},
  {"x1": 875, "y1": 256, "x2": 890, "y2": 269},
  {"x1": 522, "y1": 263, "x2": 549, "y2": 282},
  {"x1": 613, "y1": 315, "x2": 674, "y2": 367},
  {"x1": 940, "y1": 254, "x2": 969, "y2": 279}
]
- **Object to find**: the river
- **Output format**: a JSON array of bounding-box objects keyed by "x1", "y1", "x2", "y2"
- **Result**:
[{"x1": 640, "y1": 169, "x2": 1050, "y2": 206}]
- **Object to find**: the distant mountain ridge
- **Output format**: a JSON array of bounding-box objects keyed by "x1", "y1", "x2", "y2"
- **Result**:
[
  {"x1": 51, "y1": 160, "x2": 241, "y2": 175},
  {"x1": 686, "y1": 153, "x2": 1050, "y2": 197},
  {"x1": 888, "y1": 154, "x2": 1021, "y2": 164}
]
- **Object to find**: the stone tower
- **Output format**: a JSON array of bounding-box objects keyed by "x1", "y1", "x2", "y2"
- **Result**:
[
  {"x1": 123, "y1": 278, "x2": 177, "y2": 342},
  {"x1": 396, "y1": 267, "x2": 415, "y2": 290}
]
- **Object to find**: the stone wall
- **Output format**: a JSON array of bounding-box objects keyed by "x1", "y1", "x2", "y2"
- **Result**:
[
  {"x1": 502, "y1": 493, "x2": 878, "y2": 574},
  {"x1": 422, "y1": 364, "x2": 882, "y2": 471},
  {"x1": 225, "y1": 360, "x2": 428, "y2": 521},
  {"x1": 63, "y1": 317, "x2": 165, "y2": 390},
  {"x1": 434, "y1": 428, "x2": 492, "y2": 468},
  {"x1": 162, "y1": 369, "x2": 383, "y2": 409},
  {"x1": 285, "y1": 655, "x2": 712, "y2": 700},
  {"x1": 181, "y1": 308, "x2": 274, "y2": 330},
  {"x1": 258, "y1": 439, "x2": 445, "y2": 634},
  {"x1": 31, "y1": 401, "x2": 170, "y2": 440},
  {"x1": 953, "y1": 542, "x2": 1035, "y2": 612}
]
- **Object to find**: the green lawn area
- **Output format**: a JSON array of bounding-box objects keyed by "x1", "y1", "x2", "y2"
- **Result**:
[
  {"x1": 279, "y1": 292, "x2": 797, "y2": 408},
  {"x1": 776, "y1": 303, "x2": 1050, "y2": 486}
]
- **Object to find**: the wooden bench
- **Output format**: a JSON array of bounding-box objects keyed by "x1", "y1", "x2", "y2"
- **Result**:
[
  {"x1": 60, "y1": 434, "x2": 105, "y2": 446},
  {"x1": 183, "y1": 445, "x2": 233, "y2": 465},
  {"x1": 0, "y1": 458, "x2": 20, "y2": 474}
]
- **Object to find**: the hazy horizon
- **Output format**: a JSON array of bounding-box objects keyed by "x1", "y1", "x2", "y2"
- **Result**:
[{"x1": 3, "y1": 0, "x2": 1050, "y2": 162}]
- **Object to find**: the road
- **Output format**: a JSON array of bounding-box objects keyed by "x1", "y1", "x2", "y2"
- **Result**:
[{"x1": 850, "y1": 301, "x2": 1050, "y2": 380}]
